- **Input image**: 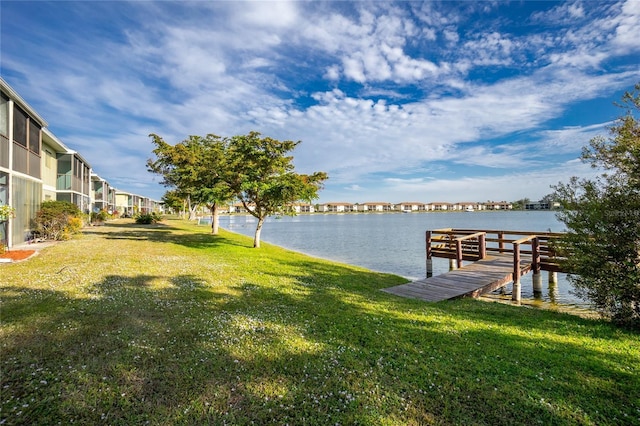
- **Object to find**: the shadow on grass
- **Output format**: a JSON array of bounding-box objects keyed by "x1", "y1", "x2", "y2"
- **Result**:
[
  {"x1": 2, "y1": 222, "x2": 639, "y2": 425},
  {"x1": 83, "y1": 220, "x2": 247, "y2": 249},
  {"x1": 241, "y1": 255, "x2": 640, "y2": 424}
]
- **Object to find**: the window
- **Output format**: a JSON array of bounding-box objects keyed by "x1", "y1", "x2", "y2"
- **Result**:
[
  {"x1": 74, "y1": 157, "x2": 82, "y2": 178},
  {"x1": 44, "y1": 149, "x2": 53, "y2": 168},
  {"x1": 13, "y1": 106, "x2": 28, "y2": 147},
  {"x1": 28, "y1": 120, "x2": 40, "y2": 154},
  {"x1": 0, "y1": 93, "x2": 8, "y2": 137},
  {"x1": 0, "y1": 172, "x2": 7, "y2": 205}
]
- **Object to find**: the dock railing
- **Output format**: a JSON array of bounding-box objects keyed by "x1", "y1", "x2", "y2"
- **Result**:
[{"x1": 426, "y1": 228, "x2": 568, "y2": 302}]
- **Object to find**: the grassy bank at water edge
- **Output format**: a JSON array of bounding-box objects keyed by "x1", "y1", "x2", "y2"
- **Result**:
[{"x1": 1, "y1": 219, "x2": 638, "y2": 425}]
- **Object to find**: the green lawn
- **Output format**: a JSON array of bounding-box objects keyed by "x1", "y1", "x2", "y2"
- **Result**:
[{"x1": 1, "y1": 219, "x2": 638, "y2": 425}]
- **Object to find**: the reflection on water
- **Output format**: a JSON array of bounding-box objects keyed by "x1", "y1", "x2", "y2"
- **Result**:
[
  {"x1": 219, "y1": 211, "x2": 592, "y2": 309},
  {"x1": 481, "y1": 291, "x2": 599, "y2": 319}
]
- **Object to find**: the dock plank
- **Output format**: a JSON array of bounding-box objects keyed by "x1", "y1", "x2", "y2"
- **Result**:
[{"x1": 382, "y1": 254, "x2": 521, "y2": 302}]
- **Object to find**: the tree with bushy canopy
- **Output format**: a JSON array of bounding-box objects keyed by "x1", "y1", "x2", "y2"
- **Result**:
[
  {"x1": 553, "y1": 83, "x2": 640, "y2": 328},
  {"x1": 160, "y1": 190, "x2": 186, "y2": 217},
  {"x1": 148, "y1": 134, "x2": 234, "y2": 235},
  {"x1": 148, "y1": 131, "x2": 328, "y2": 248},
  {"x1": 225, "y1": 132, "x2": 328, "y2": 248}
]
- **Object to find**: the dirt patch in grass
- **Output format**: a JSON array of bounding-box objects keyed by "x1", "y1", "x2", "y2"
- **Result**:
[{"x1": 0, "y1": 249, "x2": 36, "y2": 262}]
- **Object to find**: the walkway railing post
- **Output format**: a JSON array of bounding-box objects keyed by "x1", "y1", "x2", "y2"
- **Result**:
[
  {"x1": 447, "y1": 232, "x2": 457, "y2": 270},
  {"x1": 498, "y1": 232, "x2": 505, "y2": 253},
  {"x1": 426, "y1": 231, "x2": 433, "y2": 278},
  {"x1": 532, "y1": 237, "x2": 542, "y2": 295},
  {"x1": 479, "y1": 233, "x2": 486, "y2": 259},
  {"x1": 512, "y1": 242, "x2": 521, "y2": 304},
  {"x1": 455, "y1": 239, "x2": 463, "y2": 269}
]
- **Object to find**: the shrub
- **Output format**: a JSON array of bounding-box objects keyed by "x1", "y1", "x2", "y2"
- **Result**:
[
  {"x1": 34, "y1": 201, "x2": 83, "y2": 241},
  {"x1": 553, "y1": 84, "x2": 640, "y2": 329},
  {"x1": 90, "y1": 210, "x2": 109, "y2": 223},
  {"x1": 134, "y1": 212, "x2": 163, "y2": 225},
  {"x1": 0, "y1": 204, "x2": 16, "y2": 221},
  {"x1": 67, "y1": 216, "x2": 84, "y2": 233}
]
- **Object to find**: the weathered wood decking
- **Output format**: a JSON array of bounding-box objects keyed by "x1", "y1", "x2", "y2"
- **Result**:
[
  {"x1": 383, "y1": 228, "x2": 568, "y2": 303},
  {"x1": 382, "y1": 254, "x2": 525, "y2": 302}
]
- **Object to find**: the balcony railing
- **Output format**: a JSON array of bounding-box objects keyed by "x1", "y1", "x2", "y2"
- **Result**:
[
  {"x1": 57, "y1": 174, "x2": 72, "y2": 190},
  {"x1": 12, "y1": 143, "x2": 28, "y2": 174},
  {"x1": 0, "y1": 136, "x2": 8, "y2": 168},
  {"x1": 28, "y1": 151, "x2": 40, "y2": 179}
]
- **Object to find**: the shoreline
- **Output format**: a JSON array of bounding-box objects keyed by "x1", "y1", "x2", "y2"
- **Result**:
[{"x1": 218, "y1": 222, "x2": 596, "y2": 318}]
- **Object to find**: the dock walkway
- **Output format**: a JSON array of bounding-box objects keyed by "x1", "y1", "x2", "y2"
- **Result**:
[
  {"x1": 382, "y1": 228, "x2": 567, "y2": 303},
  {"x1": 382, "y1": 254, "x2": 519, "y2": 302}
]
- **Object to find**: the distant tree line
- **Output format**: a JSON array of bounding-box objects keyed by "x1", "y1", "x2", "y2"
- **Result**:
[{"x1": 510, "y1": 194, "x2": 558, "y2": 210}]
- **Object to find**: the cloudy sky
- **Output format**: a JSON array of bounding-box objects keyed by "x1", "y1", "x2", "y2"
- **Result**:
[{"x1": 1, "y1": 1, "x2": 638, "y2": 203}]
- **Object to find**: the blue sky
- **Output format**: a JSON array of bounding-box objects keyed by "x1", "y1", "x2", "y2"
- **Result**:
[{"x1": 1, "y1": 1, "x2": 638, "y2": 204}]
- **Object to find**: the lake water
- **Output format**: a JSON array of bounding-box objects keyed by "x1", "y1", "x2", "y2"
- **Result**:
[{"x1": 218, "y1": 211, "x2": 590, "y2": 308}]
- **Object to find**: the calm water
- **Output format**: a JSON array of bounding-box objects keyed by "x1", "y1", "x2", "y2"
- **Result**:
[{"x1": 218, "y1": 211, "x2": 590, "y2": 308}]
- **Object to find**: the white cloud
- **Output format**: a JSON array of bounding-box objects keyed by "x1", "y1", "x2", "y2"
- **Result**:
[
  {"x1": 449, "y1": 146, "x2": 532, "y2": 169},
  {"x1": 239, "y1": 66, "x2": 632, "y2": 193},
  {"x1": 531, "y1": 1, "x2": 588, "y2": 25},
  {"x1": 344, "y1": 184, "x2": 363, "y2": 191},
  {"x1": 533, "y1": 123, "x2": 610, "y2": 155},
  {"x1": 234, "y1": 1, "x2": 299, "y2": 28},
  {"x1": 324, "y1": 65, "x2": 341, "y2": 81},
  {"x1": 2, "y1": 0, "x2": 637, "y2": 203},
  {"x1": 342, "y1": 57, "x2": 367, "y2": 83},
  {"x1": 299, "y1": 4, "x2": 445, "y2": 84},
  {"x1": 443, "y1": 29, "x2": 459, "y2": 43},
  {"x1": 376, "y1": 161, "x2": 597, "y2": 203},
  {"x1": 410, "y1": 2, "x2": 461, "y2": 27},
  {"x1": 611, "y1": 0, "x2": 640, "y2": 51},
  {"x1": 462, "y1": 32, "x2": 517, "y2": 67}
]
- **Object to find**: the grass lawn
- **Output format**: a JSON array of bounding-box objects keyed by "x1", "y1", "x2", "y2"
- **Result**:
[{"x1": 1, "y1": 218, "x2": 638, "y2": 425}]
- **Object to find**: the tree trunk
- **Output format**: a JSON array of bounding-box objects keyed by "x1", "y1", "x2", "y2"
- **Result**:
[
  {"x1": 188, "y1": 201, "x2": 198, "y2": 221},
  {"x1": 253, "y1": 217, "x2": 265, "y2": 248},
  {"x1": 210, "y1": 203, "x2": 219, "y2": 235}
]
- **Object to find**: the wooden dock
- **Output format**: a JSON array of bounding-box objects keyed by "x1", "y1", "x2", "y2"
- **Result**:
[
  {"x1": 382, "y1": 228, "x2": 568, "y2": 303},
  {"x1": 382, "y1": 254, "x2": 520, "y2": 302}
]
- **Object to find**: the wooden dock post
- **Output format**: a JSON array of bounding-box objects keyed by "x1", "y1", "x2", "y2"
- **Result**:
[
  {"x1": 512, "y1": 241, "x2": 522, "y2": 304},
  {"x1": 426, "y1": 259, "x2": 433, "y2": 278},
  {"x1": 548, "y1": 278, "x2": 559, "y2": 303},
  {"x1": 532, "y1": 238, "x2": 542, "y2": 294},
  {"x1": 533, "y1": 273, "x2": 542, "y2": 294},
  {"x1": 479, "y1": 233, "x2": 486, "y2": 259},
  {"x1": 426, "y1": 231, "x2": 433, "y2": 278},
  {"x1": 549, "y1": 271, "x2": 558, "y2": 285},
  {"x1": 446, "y1": 231, "x2": 457, "y2": 270},
  {"x1": 449, "y1": 259, "x2": 457, "y2": 270}
]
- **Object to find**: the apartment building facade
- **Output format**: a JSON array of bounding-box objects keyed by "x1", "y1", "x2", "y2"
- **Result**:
[
  {"x1": 1, "y1": 78, "x2": 159, "y2": 248},
  {"x1": 91, "y1": 173, "x2": 116, "y2": 214},
  {"x1": 1, "y1": 79, "x2": 47, "y2": 248}
]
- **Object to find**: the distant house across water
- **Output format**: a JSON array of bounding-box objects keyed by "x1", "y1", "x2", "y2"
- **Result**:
[{"x1": 525, "y1": 201, "x2": 559, "y2": 210}]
